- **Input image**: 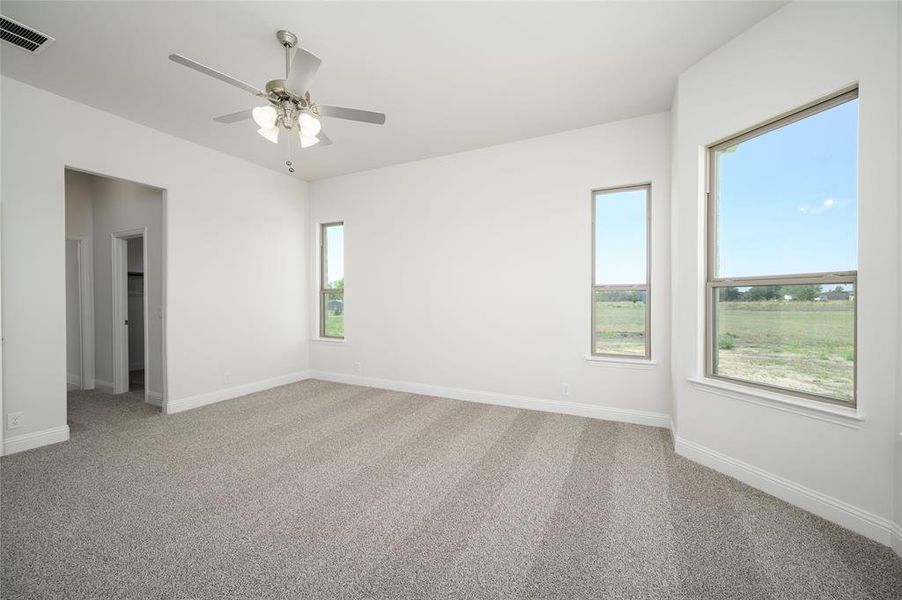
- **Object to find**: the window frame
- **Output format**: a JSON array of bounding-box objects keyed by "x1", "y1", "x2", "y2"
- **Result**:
[
  {"x1": 591, "y1": 183, "x2": 652, "y2": 360},
  {"x1": 319, "y1": 221, "x2": 344, "y2": 340},
  {"x1": 704, "y1": 88, "x2": 859, "y2": 407}
]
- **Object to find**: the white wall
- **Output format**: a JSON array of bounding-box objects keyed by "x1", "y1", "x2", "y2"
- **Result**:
[
  {"x1": 895, "y1": 0, "x2": 902, "y2": 556},
  {"x1": 1, "y1": 77, "x2": 310, "y2": 447},
  {"x1": 671, "y1": 2, "x2": 900, "y2": 544},
  {"x1": 309, "y1": 112, "x2": 671, "y2": 422}
]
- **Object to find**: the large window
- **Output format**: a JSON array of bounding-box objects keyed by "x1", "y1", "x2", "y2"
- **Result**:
[
  {"x1": 592, "y1": 184, "x2": 650, "y2": 358},
  {"x1": 707, "y1": 89, "x2": 858, "y2": 405},
  {"x1": 320, "y1": 222, "x2": 344, "y2": 339}
]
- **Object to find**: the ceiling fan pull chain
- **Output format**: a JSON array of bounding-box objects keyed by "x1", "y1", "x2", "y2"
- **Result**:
[{"x1": 286, "y1": 124, "x2": 295, "y2": 174}]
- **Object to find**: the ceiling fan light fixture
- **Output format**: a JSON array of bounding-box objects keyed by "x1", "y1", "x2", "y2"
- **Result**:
[
  {"x1": 252, "y1": 105, "x2": 278, "y2": 128},
  {"x1": 257, "y1": 125, "x2": 280, "y2": 144},
  {"x1": 299, "y1": 132, "x2": 320, "y2": 148},
  {"x1": 298, "y1": 110, "x2": 321, "y2": 138}
]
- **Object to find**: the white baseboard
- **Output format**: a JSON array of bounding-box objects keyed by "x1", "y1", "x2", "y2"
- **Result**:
[
  {"x1": 892, "y1": 523, "x2": 902, "y2": 558},
  {"x1": 94, "y1": 378, "x2": 113, "y2": 393},
  {"x1": 3, "y1": 425, "x2": 70, "y2": 456},
  {"x1": 164, "y1": 371, "x2": 311, "y2": 415},
  {"x1": 146, "y1": 391, "x2": 164, "y2": 407},
  {"x1": 308, "y1": 370, "x2": 670, "y2": 428},
  {"x1": 67, "y1": 372, "x2": 81, "y2": 387},
  {"x1": 674, "y1": 435, "x2": 895, "y2": 547}
]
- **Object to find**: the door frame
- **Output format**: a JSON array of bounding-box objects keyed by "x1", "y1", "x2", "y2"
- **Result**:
[
  {"x1": 66, "y1": 235, "x2": 95, "y2": 390},
  {"x1": 111, "y1": 227, "x2": 148, "y2": 400}
]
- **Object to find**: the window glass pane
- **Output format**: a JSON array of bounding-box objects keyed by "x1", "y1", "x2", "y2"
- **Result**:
[
  {"x1": 323, "y1": 224, "x2": 344, "y2": 289},
  {"x1": 323, "y1": 291, "x2": 344, "y2": 338},
  {"x1": 715, "y1": 98, "x2": 858, "y2": 278},
  {"x1": 594, "y1": 188, "x2": 647, "y2": 285},
  {"x1": 712, "y1": 283, "x2": 854, "y2": 402},
  {"x1": 594, "y1": 289, "x2": 646, "y2": 356}
]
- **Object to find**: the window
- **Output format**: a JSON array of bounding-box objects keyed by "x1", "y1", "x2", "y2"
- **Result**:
[
  {"x1": 320, "y1": 222, "x2": 344, "y2": 339},
  {"x1": 592, "y1": 184, "x2": 650, "y2": 358},
  {"x1": 707, "y1": 89, "x2": 858, "y2": 405}
]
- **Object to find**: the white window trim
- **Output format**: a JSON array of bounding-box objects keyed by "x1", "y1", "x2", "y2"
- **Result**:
[
  {"x1": 311, "y1": 337, "x2": 346, "y2": 344},
  {"x1": 687, "y1": 376, "x2": 863, "y2": 429},
  {"x1": 705, "y1": 87, "x2": 859, "y2": 408},
  {"x1": 585, "y1": 355, "x2": 657, "y2": 370},
  {"x1": 318, "y1": 221, "x2": 344, "y2": 340},
  {"x1": 591, "y1": 183, "x2": 652, "y2": 359}
]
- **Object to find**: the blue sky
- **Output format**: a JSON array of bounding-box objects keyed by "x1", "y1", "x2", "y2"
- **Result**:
[
  {"x1": 595, "y1": 188, "x2": 647, "y2": 284},
  {"x1": 715, "y1": 98, "x2": 858, "y2": 277},
  {"x1": 324, "y1": 224, "x2": 344, "y2": 285}
]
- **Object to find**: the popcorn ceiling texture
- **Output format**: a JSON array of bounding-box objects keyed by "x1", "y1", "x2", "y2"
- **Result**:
[{"x1": 3, "y1": 379, "x2": 901, "y2": 599}]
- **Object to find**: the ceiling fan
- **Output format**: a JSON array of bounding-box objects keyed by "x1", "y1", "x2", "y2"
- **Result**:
[{"x1": 169, "y1": 30, "x2": 385, "y2": 170}]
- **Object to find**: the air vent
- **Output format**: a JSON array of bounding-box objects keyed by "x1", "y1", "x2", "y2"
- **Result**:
[{"x1": 0, "y1": 15, "x2": 54, "y2": 54}]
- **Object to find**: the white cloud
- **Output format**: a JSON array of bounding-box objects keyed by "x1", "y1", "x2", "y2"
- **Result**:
[{"x1": 798, "y1": 197, "x2": 840, "y2": 215}]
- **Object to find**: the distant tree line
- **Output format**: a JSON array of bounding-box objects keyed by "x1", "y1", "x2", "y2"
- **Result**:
[
  {"x1": 719, "y1": 285, "x2": 849, "y2": 302},
  {"x1": 598, "y1": 290, "x2": 647, "y2": 303}
]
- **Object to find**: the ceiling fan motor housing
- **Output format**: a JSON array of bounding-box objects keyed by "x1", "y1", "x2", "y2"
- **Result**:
[{"x1": 276, "y1": 30, "x2": 298, "y2": 48}]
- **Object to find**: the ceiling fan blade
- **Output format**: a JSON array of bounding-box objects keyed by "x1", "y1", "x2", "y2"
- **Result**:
[
  {"x1": 317, "y1": 105, "x2": 386, "y2": 125},
  {"x1": 213, "y1": 109, "x2": 254, "y2": 123},
  {"x1": 169, "y1": 54, "x2": 264, "y2": 97},
  {"x1": 316, "y1": 130, "x2": 333, "y2": 146},
  {"x1": 287, "y1": 48, "x2": 322, "y2": 94}
]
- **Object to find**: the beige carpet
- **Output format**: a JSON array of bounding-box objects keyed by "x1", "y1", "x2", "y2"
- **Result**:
[{"x1": 2, "y1": 379, "x2": 901, "y2": 599}]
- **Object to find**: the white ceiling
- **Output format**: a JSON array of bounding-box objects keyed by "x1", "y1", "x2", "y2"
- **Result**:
[{"x1": 1, "y1": 1, "x2": 782, "y2": 180}]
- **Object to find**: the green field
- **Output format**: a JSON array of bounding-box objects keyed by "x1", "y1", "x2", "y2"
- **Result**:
[
  {"x1": 595, "y1": 299, "x2": 854, "y2": 401},
  {"x1": 325, "y1": 314, "x2": 344, "y2": 338},
  {"x1": 714, "y1": 300, "x2": 854, "y2": 401},
  {"x1": 594, "y1": 301, "x2": 646, "y2": 356}
]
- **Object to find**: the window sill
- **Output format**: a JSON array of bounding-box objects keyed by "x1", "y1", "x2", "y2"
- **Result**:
[
  {"x1": 687, "y1": 377, "x2": 863, "y2": 429},
  {"x1": 585, "y1": 356, "x2": 657, "y2": 370},
  {"x1": 311, "y1": 337, "x2": 346, "y2": 344}
]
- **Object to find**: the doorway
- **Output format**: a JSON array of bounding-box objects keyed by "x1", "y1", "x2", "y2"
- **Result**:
[
  {"x1": 112, "y1": 229, "x2": 148, "y2": 400},
  {"x1": 64, "y1": 167, "x2": 165, "y2": 410}
]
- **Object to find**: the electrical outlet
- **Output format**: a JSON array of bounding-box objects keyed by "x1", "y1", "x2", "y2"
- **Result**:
[
  {"x1": 223, "y1": 372, "x2": 232, "y2": 384},
  {"x1": 561, "y1": 383, "x2": 570, "y2": 397},
  {"x1": 353, "y1": 362, "x2": 362, "y2": 374},
  {"x1": 7, "y1": 412, "x2": 23, "y2": 430}
]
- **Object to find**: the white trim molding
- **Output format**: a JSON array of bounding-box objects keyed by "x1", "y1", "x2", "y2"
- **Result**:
[
  {"x1": 892, "y1": 522, "x2": 902, "y2": 558},
  {"x1": 891, "y1": 523, "x2": 902, "y2": 556},
  {"x1": 687, "y1": 377, "x2": 863, "y2": 429},
  {"x1": 164, "y1": 371, "x2": 310, "y2": 415},
  {"x1": 146, "y1": 391, "x2": 164, "y2": 408},
  {"x1": 585, "y1": 356, "x2": 657, "y2": 370},
  {"x1": 674, "y1": 435, "x2": 896, "y2": 547},
  {"x1": 3, "y1": 425, "x2": 70, "y2": 456},
  {"x1": 309, "y1": 370, "x2": 670, "y2": 428},
  {"x1": 94, "y1": 379, "x2": 114, "y2": 394}
]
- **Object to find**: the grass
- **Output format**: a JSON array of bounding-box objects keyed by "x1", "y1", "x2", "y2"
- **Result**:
[
  {"x1": 325, "y1": 314, "x2": 344, "y2": 338},
  {"x1": 595, "y1": 299, "x2": 855, "y2": 401},
  {"x1": 714, "y1": 300, "x2": 854, "y2": 401},
  {"x1": 594, "y1": 301, "x2": 646, "y2": 356}
]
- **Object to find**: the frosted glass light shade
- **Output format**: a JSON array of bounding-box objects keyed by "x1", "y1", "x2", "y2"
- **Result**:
[
  {"x1": 299, "y1": 132, "x2": 319, "y2": 148},
  {"x1": 298, "y1": 111, "x2": 322, "y2": 138},
  {"x1": 257, "y1": 126, "x2": 280, "y2": 144},
  {"x1": 252, "y1": 106, "x2": 278, "y2": 128}
]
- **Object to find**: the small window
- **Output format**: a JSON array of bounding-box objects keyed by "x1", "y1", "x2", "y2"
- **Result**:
[
  {"x1": 707, "y1": 89, "x2": 858, "y2": 404},
  {"x1": 592, "y1": 184, "x2": 650, "y2": 358},
  {"x1": 320, "y1": 222, "x2": 344, "y2": 339}
]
